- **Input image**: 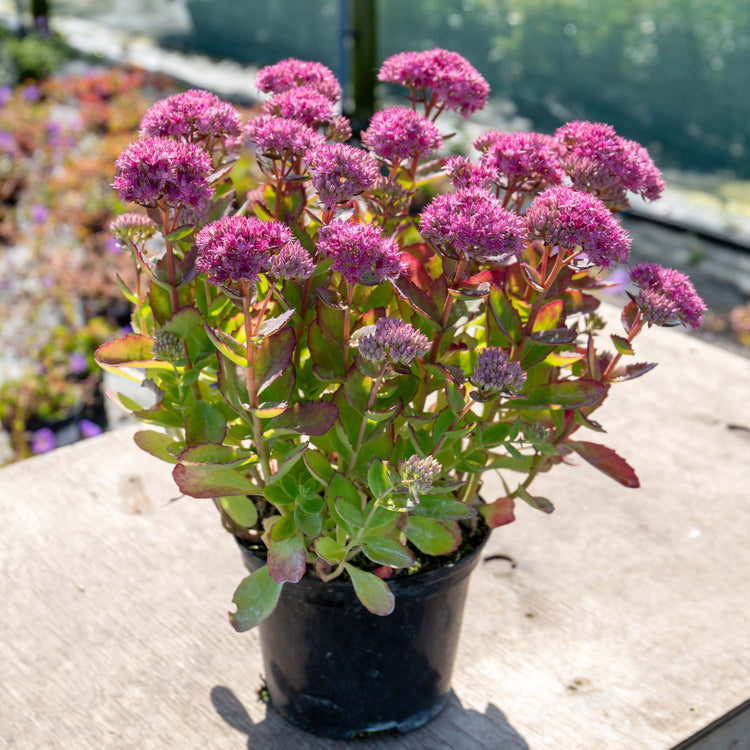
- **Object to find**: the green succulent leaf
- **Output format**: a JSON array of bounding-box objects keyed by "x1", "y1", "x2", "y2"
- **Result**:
[
  {"x1": 219, "y1": 495, "x2": 258, "y2": 528},
  {"x1": 344, "y1": 563, "x2": 395, "y2": 616},
  {"x1": 95, "y1": 334, "x2": 173, "y2": 371},
  {"x1": 610, "y1": 334, "x2": 634, "y2": 356},
  {"x1": 133, "y1": 430, "x2": 181, "y2": 464},
  {"x1": 229, "y1": 566, "x2": 282, "y2": 632},
  {"x1": 515, "y1": 485, "x2": 554, "y2": 513},
  {"x1": 314, "y1": 536, "x2": 346, "y2": 564},
  {"x1": 367, "y1": 458, "x2": 392, "y2": 499},
  {"x1": 489, "y1": 286, "x2": 523, "y2": 344},
  {"x1": 163, "y1": 306, "x2": 203, "y2": 339},
  {"x1": 267, "y1": 401, "x2": 338, "y2": 436},
  {"x1": 410, "y1": 496, "x2": 477, "y2": 520},
  {"x1": 508, "y1": 380, "x2": 606, "y2": 409},
  {"x1": 404, "y1": 517, "x2": 462, "y2": 555}
]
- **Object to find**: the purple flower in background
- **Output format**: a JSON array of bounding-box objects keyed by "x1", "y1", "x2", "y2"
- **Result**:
[
  {"x1": 113, "y1": 137, "x2": 214, "y2": 210},
  {"x1": 30, "y1": 204, "x2": 49, "y2": 224},
  {"x1": 317, "y1": 222, "x2": 404, "y2": 286},
  {"x1": 245, "y1": 114, "x2": 324, "y2": 161},
  {"x1": 378, "y1": 48, "x2": 490, "y2": 117},
  {"x1": 420, "y1": 188, "x2": 528, "y2": 263},
  {"x1": 470, "y1": 348, "x2": 526, "y2": 395},
  {"x1": 328, "y1": 115, "x2": 352, "y2": 142},
  {"x1": 479, "y1": 131, "x2": 564, "y2": 191},
  {"x1": 256, "y1": 58, "x2": 341, "y2": 102},
  {"x1": 0, "y1": 86, "x2": 11, "y2": 106},
  {"x1": 261, "y1": 86, "x2": 334, "y2": 127},
  {"x1": 30, "y1": 428, "x2": 56, "y2": 455},
  {"x1": 525, "y1": 186, "x2": 631, "y2": 268},
  {"x1": 0, "y1": 131, "x2": 15, "y2": 153},
  {"x1": 629, "y1": 262, "x2": 706, "y2": 328},
  {"x1": 22, "y1": 85, "x2": 41, "y2": 102},
  {"x1": 357, "y1": 317, "x2": 430, "y2": 369},
  {"x1": 361, "y1": 107, "x2": 442, "y2": 164},
  {"x1": 68, "y1": 352, "x2": 88, "y2": 374},
  {"x1": 555, "y1": 120, "x2": 665, "y2": 209},
  {"x1": 139, "y1": 89, "x2": 243, "y2": 153},
  {"x1": 195, "y1": 216, "x2": 293, "y2": 285},
  {"x1": 267, "y1": 241, "x2": 314, "y2": 281},
  {"x1": 79, "y1": 419, "x2": 103, "y2": 439},
  {"x1": 306, "y1": 142, "x2": 378, "y2": 208},
  {"x1": 120, "y1": 325, "x2": 133, "y2": 336}
]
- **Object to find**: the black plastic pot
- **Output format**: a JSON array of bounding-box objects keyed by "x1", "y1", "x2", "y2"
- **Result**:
[{"x1": 237, "y1": 531, "x2": 489, "y2": 739}]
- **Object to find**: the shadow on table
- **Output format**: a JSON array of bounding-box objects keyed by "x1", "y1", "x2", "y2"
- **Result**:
[{"x1": 211, "y1": 684, "x2": 529, "y2": 749}]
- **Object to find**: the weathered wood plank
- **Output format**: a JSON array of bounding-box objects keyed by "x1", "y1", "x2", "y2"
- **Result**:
[{"x1": 1, "y1": 312, "x2": 748, "y2": 749}]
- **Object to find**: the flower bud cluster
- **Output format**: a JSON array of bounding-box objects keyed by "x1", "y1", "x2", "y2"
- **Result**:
[
  {"x1": 470, "y1": 348, "x2": 526, "y2": 395},
  {"x1": 402, "y1": 455, "x2": 442, "y2": 493},
  {"x1": 357, "y1": 317, "x2": 430, "y2": 370},
  {"x1": 152, "y1": 329, "x2": 183, "y2": 362},
  {"x1": 109, "y1": 213, "x2": 157, "y2": 245},
  {"x1": 630, "y1": 262, "x2": 706, "y2": 329}
]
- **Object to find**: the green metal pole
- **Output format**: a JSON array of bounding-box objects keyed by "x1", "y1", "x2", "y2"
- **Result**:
[{"x1": 350, "y1": 0, "x2": 376, "y2": 136}]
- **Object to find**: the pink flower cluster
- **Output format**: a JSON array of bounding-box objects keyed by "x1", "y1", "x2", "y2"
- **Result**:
[
  {"x1": 378, "y1": 48, "x2": 490, "y2": 117},
  {"x1": 443, "y1": 156, "x2": 494, "y2": 191},
  {"x1": 317, "y1": 222, "x2": 403, "y2": 286},
  {"x1": 525, "y1": 186, "x2": 631, "y2": 268},
  {"x1": 306, "y1": 143, "x2": 379, "y2": 208},
  {"x1": 420, "y1": 188, "x2": 527, "y2": 263},
  {"x1": 261, "y1": 86, "x2": 334, "y2": 127},
  {"x1": 361, "y1": 107, "x2": 442, "y2": 164},
  {"x1": 479, "y1": 131, "x2": 564, "y2": 190},
  {"x1": 357, "y1": 317, "x2": 430, "y2": 369},
  {"x1": 470, "y1": 348, "x2": 527, "y2": 394},
  {"x1": 195, "y1": 216, "x2": 292, "y2": 284},
  {"x1": 255, "y1": 58, "x2": 341, "y2": 103},
  {"x1": 328, "y1": 115, "x2": 352, "y2": 142},
  {"x1": 114, "y1": 137, "x2": 214, "y2": 210},
  {"x1": 245, "y1": 115, "x2": 324, "y2": 161},
  {"x1": 630, "y1": 263, "x2": 706, "y2": 328},
  {"x1": 555, "y1": 121, "x2": 665, "y2": 208},
  {"x1": 268, "y1": 241, "x2": 314, "y2": 281},
  {"x1": 139, "y1": 89, "x2": 243, "y2": 153}
]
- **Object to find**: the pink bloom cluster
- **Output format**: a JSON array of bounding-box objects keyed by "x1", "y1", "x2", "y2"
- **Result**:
[
  {"x1": 443, "y1": 156, "x2": 494, "y2": 191},
  {"x1": 526, "y1": 186, "x2": 631, "y2": 268},
  {"x1": 317, "y1": 222, "x2": 403, "y2": 286},
  {"x1": 306, "y1": 143, "x2": 379, "y2": 208},
  {"x1": 245, "y1": 115, "x2": 324, "y2": 161},
  {"x1": 555, "y1": 121, "x2": 665, "y2": 208},
  {"x1": 255, "y1": 58, "x2": 341, "y2": 103},
  {"x1": 261, "y1": 86, "x2": 334, "y2": 127},
  {"x1": 114, "y1": 137, "x2": 214, "y2": 210},
  {"x1": 378, "y1": 48, "x2": 490, "y2": 117},
  {"x1": 328, "y1": 115, "x2": 352, "y2": 142},
  {"x1": 630, "y1": 263, "x2": 706, "y2": 328},
  {"x1": 479, "y1": 131, "x2": 564, "y2": 190},
  {"x1": 268, "y1": 241, "x2": 314, "y2": 281},
  {"x1": 357, "y1": 317, "x2": 430, "y2": 368},
  {"x1": 470, "y1": 347, "x2": 527, "y2": 394},
  {"x1": 361, "y1": 107, "x2": 442, "y2": 164},
  {"x1": 420, "y1": 188, "x2": 528, "y2": 263},
  {"x1": 109, "y1": 212, "x2": 157, "y2": 244},
  {"x1": 139, "y1": 89, "x2": 243, "y2": 153},
  {"x1": 195, "y1": 216, "x2": 292, "y2": 284}
]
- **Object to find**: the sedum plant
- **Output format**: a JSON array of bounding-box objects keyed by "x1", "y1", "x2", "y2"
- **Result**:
[{"x1": 96, "y1": 52, "x2": 706, "y2": 627}]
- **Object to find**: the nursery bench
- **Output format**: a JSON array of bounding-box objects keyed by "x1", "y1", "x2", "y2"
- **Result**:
[{"x1": 2, "y1": 319, "x2": 749, "y2": 749}]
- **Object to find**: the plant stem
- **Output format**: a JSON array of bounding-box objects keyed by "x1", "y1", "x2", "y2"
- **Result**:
[
  {"x1": 428, "y1": 257, "x2": 467, "y2": 361},
  {"x1": 347, "y1": 371, "x2": 386, "y2": 472},
  {"x1": 242, "y1": 281, "x2": 271, "y2": 483}
]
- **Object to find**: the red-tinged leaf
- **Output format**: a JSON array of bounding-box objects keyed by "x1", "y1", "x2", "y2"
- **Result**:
[
  {"x1": 216, "y1": 353, "x2": 250, "y2": 419},
  {"x1": 316, "y1": 295, "x2": 345, "y2": 345},
  {"x1": 404, "y1": 517, "x2": 462, "y2": 555},
  {"x1": 508, "y1": 380, "x2": 606, "y2": 409},
  {"x1": 229, "y1": 566, "x2": 282, "y2": 632},
  {"x1": 172, "y1": 463, "x2": 262, "y2": 498},
  {"x1": 178, "y1": 443, "x2": 247, "y2": 466},
  {"x1": 529, "y1": 328, "x2": 578, "y2": 345},
  {"x1": 95, "y1": 335, "x2": 172, "y2": 371},
  {"x1": 568, "y1": 441, "x2": 640, "y2": 488},
  {"x1": 205, "y1": 324, "x2": 248, "y2": 368},
  {"x1": 622, "y1": 300, "x2": 640, "y2": 336},
  {"x1": 133, "y1": 430, "x2": 180, "y2": 464},
  {"x1": 344, "y1": 563, "x2": 395, "y2": 616},
  {"x1": 392, "y1": 277, "x2": 441, "y2": 324},
  {"x1": 562, "y1": 290, "x2": 600, "y2": 315},
  {"x1": 255, "y1": 308, "x2": 295, "y2": 338},
  {"x1": 587, "y1": 333, "x2": 601, "y2": 381},
  {"x1": 545, "y1": 350, "x2": 585, "y2": 367},
  {"x1": 520, "y1": 262, "x2": 545, "y2": 291},
  {"x1": 479, "y1": 497, "x2": 516, "y2": 528},
  {"x1": 610, "y1": 334, "x2": 634, "y2": 356},
  {"x1": 515, "y1": 486, "x2": 555, "y2": 513},
  {"x1": 373, "y1": 566, "x2": 393, "y2": 579},
  {"x1": 256, "y1": 327, "x2": 295, "y2": 393},
  {"x1": 609, "y1": 362, "x2": 657, "y2": 382},
  {"x1": 532, "y1": 300, "x2": 564, "y2": 332},
  {"x1": 267, "y1": 401, "x2": 338, "y2": 435},
  {"x1": 489, "y1": 285, "x2": 522, "y2": 344},
  {"x1": 268, "y1": 533, "x2": 306, "y2": 584}
]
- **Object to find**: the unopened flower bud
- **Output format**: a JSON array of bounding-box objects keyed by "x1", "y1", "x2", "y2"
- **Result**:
[
  {"x1": 402, "y1": 455, "x2": 441, "y2": 493},
  {"x1": 470, "y1": 348, "x2": 526, "y2": 395},
  {"x1": 153, "y1": 329, "x2": 183, "y2": 362}
]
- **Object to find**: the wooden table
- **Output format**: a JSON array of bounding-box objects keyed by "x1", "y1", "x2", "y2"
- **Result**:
[{"x1": 2, "y1": 321, "x2": 749, "y2": 749}]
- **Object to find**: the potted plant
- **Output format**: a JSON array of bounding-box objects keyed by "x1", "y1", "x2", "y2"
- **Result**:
[{"x1": 96, "y1": 51, "x2": 706, "y2": 739}]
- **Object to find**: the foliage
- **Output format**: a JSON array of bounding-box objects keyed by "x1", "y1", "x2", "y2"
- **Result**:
[
  {"x1": 99, "y1": 52, "x2": 703, "y2": 627},
  {"x1": 0, "y1": 27, "x2": 74, "y2": 83}
]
